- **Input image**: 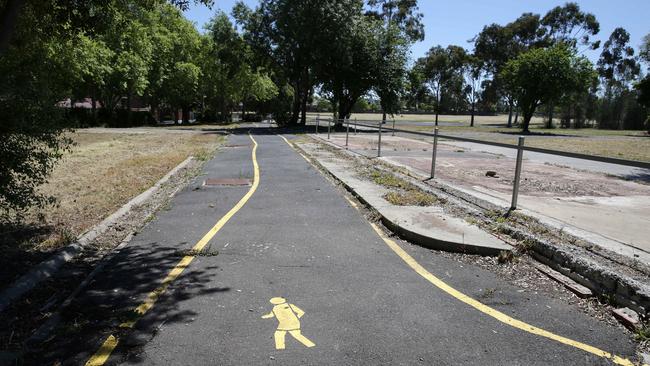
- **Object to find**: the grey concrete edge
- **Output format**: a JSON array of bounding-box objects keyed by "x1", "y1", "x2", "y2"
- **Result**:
[
  {"x1": 293, "y1": 137, "x2": 509, "y2": 257},
  {"x1": 0, "y1": 156, "x2": 196, "y2": 314},
  {"x1": 306, "y1": 134, "x2": 650, "y2": 315}
]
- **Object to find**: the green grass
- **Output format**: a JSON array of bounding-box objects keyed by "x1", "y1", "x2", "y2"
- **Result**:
[
  {"x1": 369, "y1": 170, "x2": 413, "y2": 190},
  {"x1": 366, "y1": 169, "x2": 438, "y2": 206},
  {"x1": 384, "y1": 191, "x2": 437, "y2": 206}
]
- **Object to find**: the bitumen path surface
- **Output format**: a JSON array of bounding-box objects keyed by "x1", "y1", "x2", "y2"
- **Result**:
[{"x1": 33, "y1": 128, "x2": 637, "y2": 365}]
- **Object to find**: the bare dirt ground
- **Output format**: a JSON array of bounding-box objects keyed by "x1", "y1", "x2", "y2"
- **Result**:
[
  {"x1": 326, "y1": 133, "x2": 650, "y2": 255},
  {"x1": 334, "y1": 134, "x2": 650, "y2": 197},
  {"x1": 0, "y1": 128, "x2": 226, "y2": 285}
]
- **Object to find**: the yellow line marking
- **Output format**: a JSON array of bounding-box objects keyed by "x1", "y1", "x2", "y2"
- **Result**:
[
  {"x1": 84, "y1": 335, "x2": 117, "y2": 366},
  {"x1": 285, "y1": 135, "x2": 641, "y2": 366},
  {"x1": 84, "y1": 133, "x2": 261, "y2": 366},
  {"x1": 365, "y1": 218, "x2": 639, "y2": 366},
  {"x1": 261, "y1": 297, "x2": 315, "y2": 350}
]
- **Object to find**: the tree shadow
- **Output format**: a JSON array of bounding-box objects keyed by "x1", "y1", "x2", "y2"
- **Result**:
[
  {"x1": 25, "y1": 240, "x2": 231, "y2": 365},
  {"x1": 0, "y1": 222, "x2": 60, "y2": 286},
  {"x1": 619, "y1": 171, "x2": 650, "y2": 183},
  {"x1": 496, "y1": 130, "x2": 581, "y2": 137}
]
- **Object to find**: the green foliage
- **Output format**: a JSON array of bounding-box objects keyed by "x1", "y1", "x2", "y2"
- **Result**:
[
  {"x1": 501, "y1": 45, "x2": 596, "y2": 132},
  {"x1": 0, "y1": 5, "x2": 76, "y2": 218}
]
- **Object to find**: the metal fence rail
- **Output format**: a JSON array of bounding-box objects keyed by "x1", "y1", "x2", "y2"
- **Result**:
[{"x1": 311, "y1": 116, "x2": 650, "y2": 210}]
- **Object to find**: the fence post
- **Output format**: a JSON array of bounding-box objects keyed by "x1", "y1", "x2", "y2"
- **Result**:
[
  {"x1": 316, "y1": 114, "x2": 320, "y2": 134},
  {"x1": 345, "y1": 119, "x2": 350, "y2": 149},
  {"x1": 354, "y1": 118, "x2": 358, "y2": 134},
  {"x1": 327, "y1": 118, "x2": 331, "y2": 139},
  {"x1": 511, "y1": 136, "x2": 525, "y2": 210},
  {"x1": 392, "y1": 119, "x2": 396, "y2": 136},
  {"x1": 377, "y1": 121, "x2": 382, "y2": 157},
  {"x1": 430, "y1": 128, "x2": 439, "y2": 179}
]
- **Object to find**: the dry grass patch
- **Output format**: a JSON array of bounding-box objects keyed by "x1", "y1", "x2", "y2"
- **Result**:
[
  {"x1": 366, "y1": 169, "x2": 437, "y2": 206},
  {"x1": 384, "y1": 191, "x2": 436, "y2": 206},
  {"x1": 399, "y1": 125, "x2": 650, "y2": 162},
  {"x1": 27, "y1": 129, "x2": 224, "y2": 246}
]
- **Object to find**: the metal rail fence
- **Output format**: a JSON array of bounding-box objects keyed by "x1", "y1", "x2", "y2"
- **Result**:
[{"x1": 310, "y1": 115, "x2": 650, "y2": 210}]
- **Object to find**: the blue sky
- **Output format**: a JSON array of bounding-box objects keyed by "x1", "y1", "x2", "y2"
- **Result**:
[{"x1": 184, "y1": 0, "x2": 650, "y2": 64}]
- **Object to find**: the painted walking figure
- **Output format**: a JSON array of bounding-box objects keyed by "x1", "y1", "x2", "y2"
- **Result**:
[{"x1": 262, "y1": 297, "x2": 315, "y2": 350}]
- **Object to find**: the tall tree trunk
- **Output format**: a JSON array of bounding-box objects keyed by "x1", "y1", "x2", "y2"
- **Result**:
[
  {"x1": 522, "y1": 109, "x2": 534, "y2": 133},
  {"x1": 546, "y1": 103, "x2": 554, "y2": 129},
  {"x1": 182, "y1": 106, "x2": 189, "y2": 124},
  {"x1": 290, "y1": 86, "x2": 300, "y2": 126},
  {"x1": 435, "y1": 88, "x2": 440, "y2": 126},
  {"x1": 127, "y1": 91, "x2": 132, "y2": 127},
  {"x1": 382, "y1": 111, "x2": 387, "y2": 124},
  {"x1": 470, "y1": 102, "x2": 475, "y2": 127},
  {"x1": 241, "y1": 99, "x2": 245, "y2": 121},
  {"x1": 0, "y1": 0, "x2": 25, "y2": 57},
  {"x1": 91, "y1": 87, "x2": 97, "y2": 124},
  {"x1": 514, "y1": 109, "x2": 519, "y2": 125},
  {"x1": 300, "y1": 91, "x2": 307, "y2": 125},
  {"x1": 507, "y1": 101, "x2": 513, "y2": 128}
]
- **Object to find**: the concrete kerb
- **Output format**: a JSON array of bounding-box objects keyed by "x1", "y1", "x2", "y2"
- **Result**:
[
  {"x1": 0, "y1": 156, "x2": 196, "y2": 314},
  {"x1": 308, "y1": 133, "x2": 650, "y2": 316},
  {"x1": 298, "y1": 135, "x2": 512, "y2": 256}
]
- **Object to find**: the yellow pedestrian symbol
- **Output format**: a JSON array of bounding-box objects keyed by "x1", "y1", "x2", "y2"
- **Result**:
[{"x1": 261, "y1": 297, "x2": 315, "y2": 350}]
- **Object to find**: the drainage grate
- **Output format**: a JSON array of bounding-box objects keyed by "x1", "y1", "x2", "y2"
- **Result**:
[{"x1": 203, "y1": 178, "x2": 252, "y2": 186}]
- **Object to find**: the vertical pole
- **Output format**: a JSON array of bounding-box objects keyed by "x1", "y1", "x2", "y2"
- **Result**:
[
  {"x1": 345, "y1": 119, "x2": 350, "y2": 149},
  {"x1": 354, "y1": 118, "x2": 358, "y2": 134},
  {"x1": 392, "y1": 119, "x2": 395, "y2": 136},
  {"x1": 316, "y1": 114, "x2": 320, "y2": 134},
  {"x1": 430, "y1": 128, "x2": 439, "y2": 179},
  {"x1": 511, "y1": 136, "x2": 525, "y2": 210},
  {"x1": 327, "y1": 118, "x2": 331, "y2": 139},
  {"x1": 377, "y1": 121, "x2": 382, "y2": 157}
]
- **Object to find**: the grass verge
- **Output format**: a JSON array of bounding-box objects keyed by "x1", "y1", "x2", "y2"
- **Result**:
[
  {"x1": 366, "y1": 169, "x2": 438, "y2": 206},
  {"x1": 1, "y1": 128, "x2": 224, "y2": 284}
]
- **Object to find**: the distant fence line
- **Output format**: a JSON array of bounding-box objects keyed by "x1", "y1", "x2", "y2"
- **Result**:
[
  {"x1": 309, "y1": 116, "x2": 650, "y2": 210},
  {"x1": 311, "y1": 117, "x2": 650, "y2": 171}
]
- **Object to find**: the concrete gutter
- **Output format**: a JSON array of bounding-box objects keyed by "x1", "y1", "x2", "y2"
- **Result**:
[
  {"x1": 0, "y1": 156, "x2": 195, "y2": 314},
  {"x1": 295, "y1": 139, "x2": 511, "y2": 256},
  {"x1": 305, "y1": 134, "x2": 650, "y2": 315}
]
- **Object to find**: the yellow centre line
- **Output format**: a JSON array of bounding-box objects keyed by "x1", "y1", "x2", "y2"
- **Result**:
[
  {"x1": 279, "y1": 134, "x2": 642, "y2": 366},
  {"x1": 85, "y1": 133, "x2": 260, "y2": 366}
]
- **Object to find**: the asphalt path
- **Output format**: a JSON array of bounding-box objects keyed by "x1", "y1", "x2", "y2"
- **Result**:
[{"x1": 34, "y1": 127, "x2": 637, "y2": 365}]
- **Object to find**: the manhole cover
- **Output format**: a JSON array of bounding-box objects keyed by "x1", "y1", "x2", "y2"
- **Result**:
[{"x1": 204, "y1": 178, "x2": 252, "y2": 186}]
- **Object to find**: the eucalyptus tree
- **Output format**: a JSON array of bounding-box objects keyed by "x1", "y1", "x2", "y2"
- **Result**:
[
  {"x1": 405, "y1": 59, "x2": 428, "y2": 111},
  {"x1": 540, "y1": 2, "x2": 600, "y2": 127},
  {"x1": 638, "y1": 34, "x2": 650, "y2": 132},
  {"x1": 233, "y1": 0, "x2": 320, "y2": 125},
  {"x1": 473, "y1": 13, "x2": 544, "y2": 127},
  {"x1": 373, "y1": 24, "x2": 409, "y2": 122},
  {"x1": 501, "y1": 45, "x2": 595, "y2": 133},
  {"x1": 316, "y1": 2, "x2": 384, "y2": 124},
  {"x1": 421, "y1": 45, "x2": 466, "y2": 125},
  {"x1": 596, "y1": 28, "x2": 641, "y2": 129},
  {"x1": 541, "y1": 2, "x2": 600, "y2": 51},
  {"x1": 367, "y1": 0, "x2": 423, "y2": 122},
  {"x1": 463, "y1": 55, "x2": 486, "y2": 127}
]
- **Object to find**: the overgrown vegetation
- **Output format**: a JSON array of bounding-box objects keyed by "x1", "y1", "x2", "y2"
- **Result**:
[
  {"x1": 384, "y1": 191, "x2": 436, "y2": 206},
  {"x1": 367, "y1": 169, "x2": 437, "y2": 206}
]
